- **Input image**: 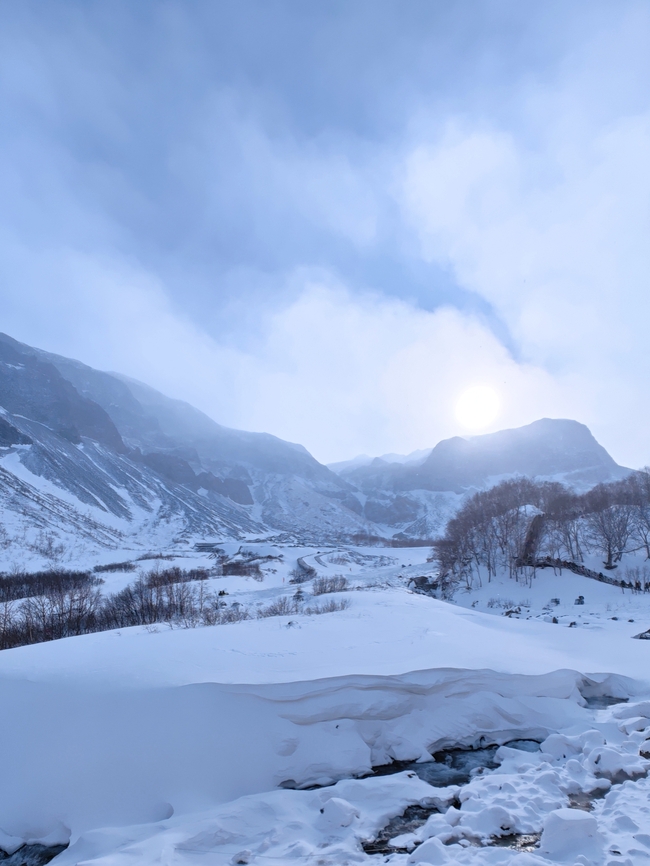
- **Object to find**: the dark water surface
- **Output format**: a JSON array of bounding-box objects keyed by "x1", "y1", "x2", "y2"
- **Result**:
[
  {"x1": 372, "y1": 739, "x2": 541, "y2": 788},
  {"x1": 582, "y1": 695, "x2": 629, "y2": 709},
  {"x1": 362, "y1": 740, "x2": 542, "y2": 855}
]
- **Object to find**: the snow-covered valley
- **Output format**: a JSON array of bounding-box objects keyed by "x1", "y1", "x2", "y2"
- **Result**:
[
  {"x1": 2, "y1": 0, "x2": 650, "y2": 861},
  {"x1": 1, "y1": 543, "x2": 650, "y2": 865},
  {"x1": 2, "y1": 334, "x2": 650, "y2": 864}
]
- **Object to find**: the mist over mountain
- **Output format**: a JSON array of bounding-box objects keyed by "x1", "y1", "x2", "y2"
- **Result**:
[
  {"x1": 0, "y1": 333, "x2": 370, "y2": 551},
  {"x1": 328, "y1": 448, "x2": 432, "y2": 474},
  {"x1": 335, "y1": 419, "x2": 629, "y2": 493},
  {"x1": 0, "y1": 333, "x2": 630, "y2": 555}
]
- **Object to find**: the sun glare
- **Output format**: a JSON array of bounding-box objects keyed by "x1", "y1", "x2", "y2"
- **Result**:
[{"x1": 455, "y1": 385, "x2": 501, "y2": 432}]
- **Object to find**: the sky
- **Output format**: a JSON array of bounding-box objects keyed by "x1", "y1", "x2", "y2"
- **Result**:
[{"x1": 1, "y1": 1, "x2": 650, "y2": 466}]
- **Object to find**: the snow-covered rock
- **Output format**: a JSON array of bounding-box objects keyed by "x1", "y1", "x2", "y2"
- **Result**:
[
  {"x1": 317, "y1": 796, "x2": 359, "y2": 827},
  {"x1": 540, "y1": 808, "x2": 603, "y2": 862}
]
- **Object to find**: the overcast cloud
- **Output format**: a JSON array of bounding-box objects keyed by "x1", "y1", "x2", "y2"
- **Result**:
[{"x1": 1, "y1": 1, "x2": 649, "y2": 465}]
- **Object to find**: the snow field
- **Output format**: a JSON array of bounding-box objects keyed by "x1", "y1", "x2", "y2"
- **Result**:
[
  {"x1": 451, "y1": 558, "x2": 650, "y2": 637},
  {"x1": 1, "y1": 544, "x2": 650, "y2": 864}
]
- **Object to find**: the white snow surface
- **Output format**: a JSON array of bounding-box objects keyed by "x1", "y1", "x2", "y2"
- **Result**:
[{"x1": 1, "y1": 545, "x2": 650, "y2": 865}]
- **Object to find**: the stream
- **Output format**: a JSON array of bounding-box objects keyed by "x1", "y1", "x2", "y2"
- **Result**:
[
  {"x1": 371, "y1": 738, "x2": 541, "y2": 788},
  {"x1": 363, "y1": 739, "x2": 542, "y2": 855}
]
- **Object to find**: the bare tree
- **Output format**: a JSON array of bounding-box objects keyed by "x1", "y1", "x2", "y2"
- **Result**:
[{"x1": 585, "y1": 504, "x2": 634, "y2": 569}]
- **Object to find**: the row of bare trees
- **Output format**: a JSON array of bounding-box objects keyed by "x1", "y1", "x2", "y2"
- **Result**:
[
  {"x1": 0, "y1": 568, "x2": 103, "y2": 602},
  {"x1": 0, "y1": 566, "x2": 239, "y2": 650},
  {"x1": 0, "y1": 561, "x2": 353, "y2": 650},
  {"x1": 434, "y1": 471, "x2": 650, "y2": 589}
]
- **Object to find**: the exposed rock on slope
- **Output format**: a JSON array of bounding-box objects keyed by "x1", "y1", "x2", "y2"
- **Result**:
[
  {"x1": 339, "y1": 420, "x2": 627, "y2": 494},
  {"x1": 0, "y1": 333, "x2": 370, "y2": 556},
  {"x1": 0, "y1": 332, "x2": 630, "y2": 555},
  {"x1": 332, "y1": 419, "x2": 630, "y2": 537}
]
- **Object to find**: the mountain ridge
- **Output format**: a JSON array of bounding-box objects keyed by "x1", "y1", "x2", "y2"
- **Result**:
[
  {"x1": 0, "y1": 332, "x2": 371, "y2": 552},
  {"x1": 0, "y1": 332, "x2": 631, "y2": 560},
  {"x1": 336, "y1": 418, "x2": 629, "y2": 495}
]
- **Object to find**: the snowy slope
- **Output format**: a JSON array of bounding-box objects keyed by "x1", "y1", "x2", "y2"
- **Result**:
[
  {"x1": 1, "y1": 552, "x2": 650, "y2": 864},
  {"x1": 0, "y1": 333, "x2": 631, "y2": 553},
  {"x1": 0, "y1": 333, "x2": 375, "y2": 559}
]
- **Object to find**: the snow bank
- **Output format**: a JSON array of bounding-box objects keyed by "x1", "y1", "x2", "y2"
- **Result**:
[
  {"x1": 540, "y1": 809, "x2": 603, "y2": 862},
  {"x1": 0, "y1": 667, "x2": 594, "y2": 838},
  {"x1": 0, "y1": 590, "x2": 648, "y2": 689},
  {"x1": 0, "y1": 581, "x2": 649, "y2": 863}
]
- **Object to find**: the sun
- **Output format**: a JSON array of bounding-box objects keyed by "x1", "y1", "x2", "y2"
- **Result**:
[{"x1": 455, "y1": 385, "x2": 501, "y2": 432}]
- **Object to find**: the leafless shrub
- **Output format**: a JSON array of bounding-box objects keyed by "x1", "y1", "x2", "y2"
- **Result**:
[
  {"x1": 93, "y1": 561, "x2": 136, "y2": 573},
  {"x1": 256, "y1": 596, "x2": 296, "y2": 618},
  {"x1": 136, "y1": 553, "x2": 175, "y2": 561},
  {"x1": 305, "y1": 599, "x2": 351, "y2": 615},
  {"x1": 288, "y1": 559, "x2": 316, "y2": 583},
  {"x1": 143, "y1": 566, "x2": 210, "y2": 587},
  {"x1": 101, "y1": 575, "x2": 204, "y2": 628},
  {"x1": 222, "y1": 561, "x2": 263, "y2": 579},
  {"x1": 216, "y1": 606, "x2": 252, "y2": 624},
  {"x1": 312, "y1": 575, "x2": 348, "y2": 595},
  {"x1": 288, "y1": 567, "x2": 309, "y2": 584},
  {"x1": 328, "y1": 554, "x2": 350, "y2": 565},
  {"x1": 28, "y1": 531, "x2": 65, "y2": 563},
  {"x1": 2, "y1": 579, "x2": 104, "y2": 648},
  {"x1": 0, "y1": 525, "x2": 11, "y2": 550},
  {"x1": 487, "y1": 597, "x2": 517, "y2": 609},
  {"x1": 0, "y1": 569, "x2": 101, "y2": 603},
  {"x1": 0, "y1": 561, "x2": 255, "y2": 648}
]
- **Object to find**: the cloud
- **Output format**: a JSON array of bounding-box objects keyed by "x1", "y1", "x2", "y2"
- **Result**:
[
  {"x1": 183, "y1": 282, "x2": 589, "y2": 465},
  {"x1": 2, "y1": 2, "x2": 650, "y2": 467},
  {"x1": 179, "y1": 91, "x2": 381, "y2": 249},
  {"x1": 1, "y1": 233, "x2": 581, "y2": 463},
  {"x1": 400, "y1": 12, "x2": 650, "y2": 467}
]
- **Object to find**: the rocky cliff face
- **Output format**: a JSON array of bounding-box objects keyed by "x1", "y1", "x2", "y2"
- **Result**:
[{"x1": 0, "y1": 337, "x2": 126, "y2": 452}]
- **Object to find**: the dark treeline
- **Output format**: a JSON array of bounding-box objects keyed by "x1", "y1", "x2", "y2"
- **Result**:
[
  {"x1": 213, "y1": 548, "x2": 282, "y2": 580},
  {"x1": 93, "y1": 561, "x2": 137, "y2": 573},
  {"x1": 144, "y1": 565, "x2": 210, "y2": 586},
  {"x1": 0, "y1": 565, "x2": 234, "y2": 650},
  {"x1": 434, "y1": 471, "x2": 650, "y2": 591},
  {"x1": 350, "y1": 532, "x2": 436, "y2": 548},
  {"x1": 0, "y1": 569, "x2": 103, "y2": 602},
  {"x1": 0, "y1": 561, "x2": 350, "y2": 650},
  {"x1": 221, "y1": 560, "x2": 263, "y2": 578}
]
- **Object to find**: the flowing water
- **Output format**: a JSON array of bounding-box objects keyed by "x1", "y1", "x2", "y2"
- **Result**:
[
  {"x1": 371, "y1": 739, "x2": 541, "y2": 788},
  {"x1": 362, "y1": 739, "x2": 542, "y2": 855}
]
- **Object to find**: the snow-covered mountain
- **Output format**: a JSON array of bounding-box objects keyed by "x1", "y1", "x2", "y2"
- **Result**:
[
  {"x1": 0, "y1": 333, "x2": 372, "y2": 558},
  {"x1": 0, "y1": 333, "x2": 630, "y2": 557},
  {"x1": 327, "y1": 447, "x2": 432, "y2": 474},
  {"x1": 336, "y1": 420, "x2": 628, "y2": 492},
  {"x1": 331, "y1": 419, "x2": 630, "y2": 538}
]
